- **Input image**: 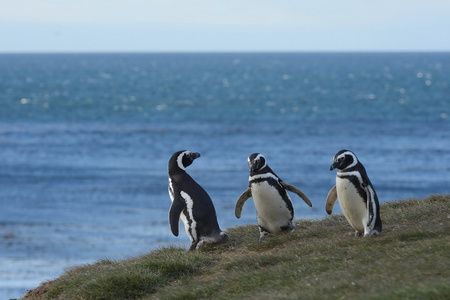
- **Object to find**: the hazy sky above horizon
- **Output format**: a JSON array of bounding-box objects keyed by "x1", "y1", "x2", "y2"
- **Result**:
[{"x1": 1, "y1": 0, "x2": 449, "y2": 53}]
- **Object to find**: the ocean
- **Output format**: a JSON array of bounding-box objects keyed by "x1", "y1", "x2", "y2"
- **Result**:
[{"x1": 0, "y1": 52, "x2": 449, "y2": 299}]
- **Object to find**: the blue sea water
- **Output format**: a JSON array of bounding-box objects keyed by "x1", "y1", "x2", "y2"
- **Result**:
[{"x1": 0, "y1": 52, "x2": 449, "y2": 299}]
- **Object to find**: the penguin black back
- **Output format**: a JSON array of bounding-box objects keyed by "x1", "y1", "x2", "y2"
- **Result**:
[{"x1": 168, "y1": 150, "x2": 226, "y2": 250}]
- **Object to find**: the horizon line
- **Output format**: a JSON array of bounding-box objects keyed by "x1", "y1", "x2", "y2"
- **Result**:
[{"x1": 0, "y1": 50, "x2": 449, "y2": 55}]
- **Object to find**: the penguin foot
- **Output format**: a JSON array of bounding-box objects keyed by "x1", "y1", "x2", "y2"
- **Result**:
[
  {"x1": 218, "y1": 232, "x2": 229, "y2": 243},
  {"x1": 195, "y1": 233, "x2": 229, "y2": 250},
  {"x1": 188, "y1": 241, "x2": 199, "y2": 251},
  {"x1": 259, "y1": 232, "x2": 269, "y2": 242},
  {"x1": 280, "y1": 224, "x2": 295, "y2": 232},
  {"x1": 258, "y1": 225, "x2": 270, "y2": 241},
  {"x1": 202, "y1": 232, "x2": 229, "y2": 244},
  {"x1": 354, "y1": 231, "x2": 363, "y2": 237},
  {"x1": 364, "y1": 230, "x2": 381, "y2": 237}
]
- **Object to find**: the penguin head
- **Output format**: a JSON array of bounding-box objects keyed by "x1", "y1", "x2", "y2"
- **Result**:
[
  {"x1": 330, "y1": 149, "x2": 359, "y2": 171},
  {"x1": 169, "y1": 150, "x2": 201, "y2": 172},
  {"x1": 248, "y1": 153, "x2": 267, "y2": 173}
]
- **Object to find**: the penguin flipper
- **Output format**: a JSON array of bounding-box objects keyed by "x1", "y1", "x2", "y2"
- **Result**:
[
  {"x1": 169, "y1": 198, "x2": 186, "y2": 237},
  {"x1": 280, "y1": 181, "x2": 312, "y2": 207},
  {"x1": 325, "y1": 185, "x2": 338, "y2": 215},
  {"x1": 235, "y1": 187, "x2": 252, "y2": 218},
  {"x1": 363, "y1": 184, "x2": 376, "y2": 235}
]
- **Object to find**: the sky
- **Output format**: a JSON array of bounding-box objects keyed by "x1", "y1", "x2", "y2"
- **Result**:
[{"x1": 1, "y1": 0, "x2": 450, "y2": 53}]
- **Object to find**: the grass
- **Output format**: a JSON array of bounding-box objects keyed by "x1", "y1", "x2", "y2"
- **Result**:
[{"x1": 21, "y1": 194, "x2": 449, "y2": 300}]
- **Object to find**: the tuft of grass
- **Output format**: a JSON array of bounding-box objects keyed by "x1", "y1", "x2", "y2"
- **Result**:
[{"x1": 22, "y1": 194, "x2": 450, "y2": 300}]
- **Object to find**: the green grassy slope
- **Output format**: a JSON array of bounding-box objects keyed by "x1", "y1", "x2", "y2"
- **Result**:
[{"x1": 22, "y1": 194, "x2": 449, "y2": 300}]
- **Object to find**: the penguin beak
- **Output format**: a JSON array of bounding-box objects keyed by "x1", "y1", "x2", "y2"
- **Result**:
[
  {"x1": 330, "y1": 161, "x2": 338, "y2": 171},
  {"x1": 192, "y1": 152, "x2": 201, "y2": 159}
]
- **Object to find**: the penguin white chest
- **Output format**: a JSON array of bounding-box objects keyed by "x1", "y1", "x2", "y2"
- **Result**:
[
  {"x1": 251, "y1": 181, "x2": 292, "y2": 233},
  {"x1": 336, "y1": 177, "x2": 367, "y2": 233}
]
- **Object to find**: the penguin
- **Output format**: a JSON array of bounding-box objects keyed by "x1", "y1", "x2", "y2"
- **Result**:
[
  {"x1": 326, "y1": 149, "x2": 382, "y2": 237},
  {"x1": 235, "y1": 153, "x2": 312, "y2": 240},
  {"x1": 168, "y1": 150, "x2": 227, "y2": 250}
]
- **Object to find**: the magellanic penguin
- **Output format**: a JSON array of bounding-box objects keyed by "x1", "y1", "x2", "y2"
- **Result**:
[
  {"x1": 235, "y1": 153, "x2": 312, "y2": 241},
  {"x1": 326, "y1": 149, "x2": 382, "y2": 237},
  {"x1": 168, "y1": 150, "x2": 228, "y2": 250}
]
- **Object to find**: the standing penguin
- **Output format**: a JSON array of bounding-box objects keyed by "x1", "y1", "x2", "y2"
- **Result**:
[
  {"x1": 235, "y1": 153, "x2": 312, "y2": 240},
  {"x1": 326, "y1": 149, "x2": 382, "y2": 236},
  {"x1": 168, "y1": 150, "x2": 227, "y2": 250}
]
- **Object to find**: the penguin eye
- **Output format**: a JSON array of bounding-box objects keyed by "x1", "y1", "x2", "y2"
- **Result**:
[{"x1": 339, "y1": 157, "x2": 345, "y2": 161}]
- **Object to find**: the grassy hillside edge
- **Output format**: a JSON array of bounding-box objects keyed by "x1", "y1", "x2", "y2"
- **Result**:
[{"x1": 22, "y1": 194, "x2": 449, "y2": 300}]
